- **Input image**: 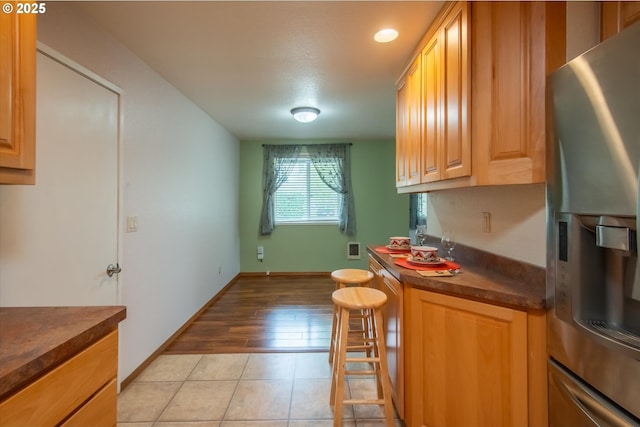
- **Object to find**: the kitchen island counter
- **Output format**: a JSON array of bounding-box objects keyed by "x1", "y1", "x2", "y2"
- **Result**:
[{"x1": 0, "y1": 305, "x2": 126, "y2": 400}]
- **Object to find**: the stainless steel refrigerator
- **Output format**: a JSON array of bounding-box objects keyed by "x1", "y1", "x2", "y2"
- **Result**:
[{"x1": 547, "y1": 21, "x2": 640, "y2": 426}]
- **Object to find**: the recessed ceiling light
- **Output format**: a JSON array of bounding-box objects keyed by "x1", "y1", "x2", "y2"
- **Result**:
[
  {"x1": 291, "y1": 107, "x2": 320, "y2": 123},
  {"x1": 374, "y1": 28, "x2": 399, "y2": 43}
]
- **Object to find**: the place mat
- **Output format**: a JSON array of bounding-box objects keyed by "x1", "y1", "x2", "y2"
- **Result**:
[
  {"x1": 418, "y1": 270, "x2": 458, "y2": 277},
  {"x1": 375, "y1": 245, "x2": 411, "y2": 254},
  {"x1": 394, "y1": 257, "x2": 460, "y2": 272},
  {"x1": 389, "y1": 253, "x2": 409, "y2": 259}
]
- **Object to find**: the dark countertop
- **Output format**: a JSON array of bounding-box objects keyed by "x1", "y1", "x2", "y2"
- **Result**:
[
  {"x1": 0, "y1": 306, "x2": 126, "y2": 400},
  {"x1": 368, "y1": 244, "x2": 546, "y2": 311}
]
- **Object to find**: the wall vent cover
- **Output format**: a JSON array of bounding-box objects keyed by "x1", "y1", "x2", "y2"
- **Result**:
[{"x1": 347, "y1": 242, "x2": 361, "y2": 259}]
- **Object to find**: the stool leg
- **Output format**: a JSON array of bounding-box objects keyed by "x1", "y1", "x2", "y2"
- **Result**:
[
  {"x1": 329, "y1": 281, "x2": 345, "y2": 364},
  {"x1": 368, "y1": 307, "x2": 384, "y2": 399},
  {"x1": 360, "y1": 308, "x2": 373, "y2": 358},
  {"x1": 332, "y1": 307, "x2": 350, "y2": 427},
  {"x1": 330, "y1": 304, "x2": 341, "y2": 406},
  {"x1": 373, "y1": 309, "x2": 395, "y2": 426},
  {"x1": 328, "y1": 303, "x2": 338, "y2": 364}
]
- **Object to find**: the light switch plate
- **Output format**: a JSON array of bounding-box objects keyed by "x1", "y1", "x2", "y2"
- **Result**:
[{"x1": 126, "y1": 216, "x2": 138, "y2": 233}]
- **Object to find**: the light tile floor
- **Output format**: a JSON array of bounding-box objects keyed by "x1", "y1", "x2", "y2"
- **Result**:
[{"x1": 117, "y1": 352, "x2": 403, "y2": 427}]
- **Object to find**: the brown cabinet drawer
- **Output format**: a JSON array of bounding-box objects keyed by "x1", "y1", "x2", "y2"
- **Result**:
[
  {"x1": 0, "y1": 330, "x2": 118, "y2": 427},
  {"x1": 60, "y1": 378, "x2": 117, "y2": 427}
]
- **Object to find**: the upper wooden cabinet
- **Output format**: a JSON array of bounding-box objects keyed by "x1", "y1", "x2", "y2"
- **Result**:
[
  {"x1": 472, "y1": 1, "x2": 565, "y2": 186},
  {"x1": 397, "y1": 1, "x2": 470, "y2": 188},
  {"x1": 423, "y1": 2, "x2": 470, "y2": 183},
  {"x1": 396, "y1": 56, "x2": 422, "y2": 187},
  {"x1": 0, "y1": 4, "x2": 37, "y2": 185},
  {"x1": 396, "y1": 1, "x2": 566, "y2": 192},
  {"x1": 601, "y1": 1, "x2": 640, "y2": 41}
]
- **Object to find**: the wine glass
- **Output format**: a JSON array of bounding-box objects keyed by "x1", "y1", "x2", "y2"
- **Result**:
[
  {"x1": 441, "y1": 231, "x2": 456, "y2": 261},
  {"x1": 416, "y1": 224, "x2": 427, "y2": 246}
]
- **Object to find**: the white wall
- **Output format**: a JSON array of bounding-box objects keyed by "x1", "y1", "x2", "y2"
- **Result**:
[
  {"x1": 427, "y1": 184, "x2": 546, "y2": 267},
  {"x1": 32, "y1": 3, "x2": 240, "y2": 383}
]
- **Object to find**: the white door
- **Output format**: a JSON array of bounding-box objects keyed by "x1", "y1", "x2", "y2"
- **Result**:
[{"x1": 0, "y1": 51, "x2": 120, "y2": 306}]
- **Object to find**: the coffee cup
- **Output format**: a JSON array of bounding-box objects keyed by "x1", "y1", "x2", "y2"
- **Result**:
[
  {"x1": 389, "y1": 236, "x2": 410, "y2": 248},
  {"x1": 411, "y1": 246, "x2": 438, "y2": 262}
]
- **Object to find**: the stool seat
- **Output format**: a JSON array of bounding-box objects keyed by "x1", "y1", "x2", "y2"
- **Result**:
[
  {"x1": 329, "y1": 269, "x2": 375, "y2": 365},
  {"x1": 330, "y1": 269, "x2": 374, "y2": 286},
  {"x1": 332, "y1": 286, "x2": 387, "y2": 310}
]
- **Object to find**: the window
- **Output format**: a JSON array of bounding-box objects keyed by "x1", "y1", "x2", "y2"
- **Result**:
[
  {"x1": 259, "y1": 143, "x2": 354, "y2": 236},
  {"x1": 274, "y1": 156, "x2": 341, "y2": 223},
  {"x1": 410, "y1": 193, "x2": 428, "y2": 229}
]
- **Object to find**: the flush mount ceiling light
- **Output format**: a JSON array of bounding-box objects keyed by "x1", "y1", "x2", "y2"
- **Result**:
[
  {"x1": 291, "y1": 107, "x2": 320, "y2": 123},
  {"x1": 374, "y1": 28, "x2": 399, "y2": 43}
]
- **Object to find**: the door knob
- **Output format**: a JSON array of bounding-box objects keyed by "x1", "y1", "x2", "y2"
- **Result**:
[{"x1": 106, "y1": 263, "x2": 122, "y2": 277}]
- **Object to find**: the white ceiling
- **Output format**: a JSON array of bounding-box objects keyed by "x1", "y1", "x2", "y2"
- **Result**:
[{"x1": 71, "y1": 1, "x2": 444, "y2": 141}]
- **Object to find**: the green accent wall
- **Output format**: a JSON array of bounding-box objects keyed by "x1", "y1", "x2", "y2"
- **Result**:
[{"x1": 239, "y1": 139, "x2": 408, "y2": 272}]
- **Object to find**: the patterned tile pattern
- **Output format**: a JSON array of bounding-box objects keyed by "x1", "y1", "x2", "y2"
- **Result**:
[{"x1": 117, "y1": 352, "x2": 403, "y2": 427}]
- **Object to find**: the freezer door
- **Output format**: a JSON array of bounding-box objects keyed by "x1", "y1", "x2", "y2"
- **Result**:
[{"x1": 548, "y1": 359, "x2": 639, "y2": 427}]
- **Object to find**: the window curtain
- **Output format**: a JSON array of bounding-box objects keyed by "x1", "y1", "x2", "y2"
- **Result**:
[
  {"x1": 259, "y1": 145, "x2": 303, "y2": 235},
  {"x1": 307, "y1": 144, "x2": 356, "y2": 236}
]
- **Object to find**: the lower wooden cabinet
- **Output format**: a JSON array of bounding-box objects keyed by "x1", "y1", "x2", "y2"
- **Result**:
[
  {"x1": 379, "y1": 268, "x2": 405, "y2": 419},
  {"x1": 60, "y1": 379, "x2": 117, "y2": 427},
  {"x1": 369, "y1": 256, "x2": 405, "y2": 419},
  {"x1": 368, "y1": 254, "x2": 547, "y2": 426},
  {"x1": 405, "y1": 287, "x2": 547, "y2": 427},
  {"x1": 0, "y1": 330, "x2": 119, "y2": 427}
]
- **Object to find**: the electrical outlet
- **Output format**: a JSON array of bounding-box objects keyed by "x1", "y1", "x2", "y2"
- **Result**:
[
  {"x1": 482, "y1": 212, "x2": 491, "y2": 233},
  {"x1": 257, "y1": 246, "x2": 264, "y2": 260}
]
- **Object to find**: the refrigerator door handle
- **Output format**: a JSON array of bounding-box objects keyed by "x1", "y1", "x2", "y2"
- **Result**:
[{"x1": 550, "y1": 360, "x2": 637, "y2": 427}]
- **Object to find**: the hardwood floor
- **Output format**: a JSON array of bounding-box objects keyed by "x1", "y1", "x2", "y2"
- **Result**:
[{"x1": 163, "y1": 275, "x2": 336, "y2": 354}]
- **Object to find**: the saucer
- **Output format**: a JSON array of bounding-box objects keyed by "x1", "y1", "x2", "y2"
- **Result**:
[
  {"x1": 407, "y1": 256, "x2": 446, "y2": 266},
  {"x1": 386, "y1": 244, "x2": 410, "y2": 250}
]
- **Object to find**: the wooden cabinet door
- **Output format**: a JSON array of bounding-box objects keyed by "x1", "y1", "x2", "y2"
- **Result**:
[
  {"x1": 368, "y1": 256, "x2": 405, "y2": 418},
  {"x1": 379, "y1": 268, "x2": 404, "y2": 419},
  {"x1": 471, "y1": 1, "x2": 565, "y2": 186},
  {"x1": 440, "y1": 1, "x2": 470, "y2": 180},
  {"x1": 601, "y1": 1, "x2": 640, "y2": 41},
  {"x1": 406, "y1": 57, "x2": 422, "y2": 186},
  {"x1": 405, "y1": 287, "x2": 529, "y2": 427},
  {"x1": 421, "y1": 35, "x2": 442, "y2": 183},
  {"x1": 0, "y1": 6, "x2": 36, "y2": 184},
  {"x1": 396, "y1": 76, "x2": 409, "y2": 186},
  {"x1": 421, "y1": 1, "x2": 470, "y2": 184},
  {"x1": 396, "y1": 57, "x2": 421, "y2": 187}
]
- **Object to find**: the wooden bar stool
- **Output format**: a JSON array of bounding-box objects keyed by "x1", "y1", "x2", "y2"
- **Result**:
[
  {"x1": 330, "y1": 286, "x2": 394, "y2": 427},
  {"x1": 328, "y1": 269, "x2": 375, "y2": 364}
]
